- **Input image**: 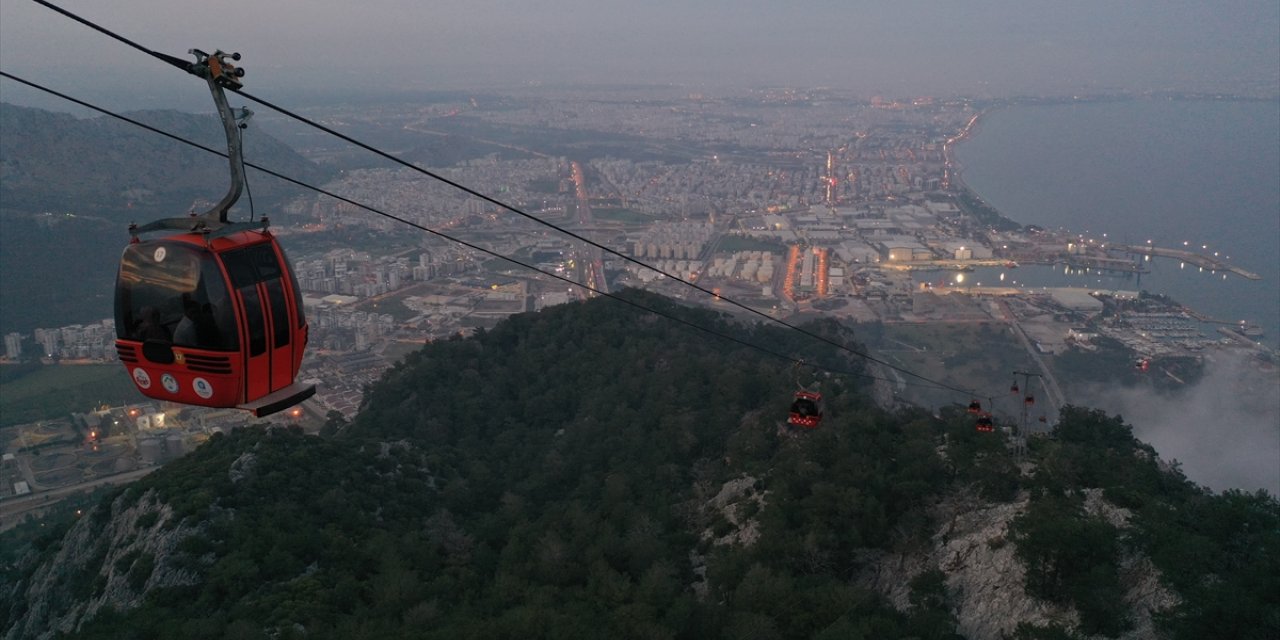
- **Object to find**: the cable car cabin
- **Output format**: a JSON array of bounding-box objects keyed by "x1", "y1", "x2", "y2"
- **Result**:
[
  {"x1": 967, "y1": 400, "x2": 982, "y2": 414},
  {"x1": 788, "y1": 390, "x2": 824, "y2": 429},
  {"x1": 975, "y1": 415, "x2": 995, "y2": 432},
  {"x1": 114, "y1": 231, "x2": 314, "y2": 417}
]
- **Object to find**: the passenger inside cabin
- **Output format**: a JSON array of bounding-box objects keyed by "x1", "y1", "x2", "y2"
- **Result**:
[
  {"x1": 174, "y1": 295, "x2": 222, "y2": 349},
  {"x1": 135, "y1": 306, "x2": 170, "y2": 342}
]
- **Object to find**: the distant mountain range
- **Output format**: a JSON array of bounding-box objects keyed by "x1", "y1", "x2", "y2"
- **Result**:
[
  {"x1": 0, "y1": 103, "x2": 329, "y2": 220},
  {"x1": 0, "y1": 103, "x2": 331, "y2": 335}
]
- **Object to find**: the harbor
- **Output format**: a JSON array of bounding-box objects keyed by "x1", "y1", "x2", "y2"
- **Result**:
[{"x1": 1116, "y1": 244, "x2": 1261, "y2": 280}]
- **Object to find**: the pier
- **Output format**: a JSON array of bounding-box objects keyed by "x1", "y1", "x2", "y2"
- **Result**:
[
  {"x1": 1116, "y1": 244, "x2": 1261, "y2": 280},
  {"x1": 1061, "y1": 256, "x2": 1147, "y2": 274}
]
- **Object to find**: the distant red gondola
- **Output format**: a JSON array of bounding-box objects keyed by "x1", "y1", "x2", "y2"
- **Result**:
[
  {"x1": 975, "y1": 414, "x2": 995, "y2": 432},
  {"x1": 967, "y1": 400, "x2": 982, "y2": 414},
  {"x1": 114, "y1": 50, "x2": 313, "y2": 417},
  {"x1": 788, "y1": 390, "x2": 824, "y2": 429}
]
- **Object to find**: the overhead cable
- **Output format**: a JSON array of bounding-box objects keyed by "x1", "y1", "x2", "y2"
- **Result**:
[
  {"x1": 23, "y1": 0, "x2": 985, "y2": 397},
  {"x1": 0, "y1": 69, "x2": 965, "y2": 395}
]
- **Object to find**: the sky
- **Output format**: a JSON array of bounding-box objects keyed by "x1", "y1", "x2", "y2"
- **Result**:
[{"x1": 1, "y1": 0, "x2": 1278, "y2": 109}]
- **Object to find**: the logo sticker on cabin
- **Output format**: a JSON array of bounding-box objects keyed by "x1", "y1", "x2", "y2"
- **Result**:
[
  {"x1": 192, "y1": 377, "x2": 214, "y2": 399},
  {"x1": 153, "y1": 247, "x2": 167, "y2": 262},
  {"x1": 161, "y1": 374, "x2": 179, "y2": 394},
  {"x1": 133, "y1": 368, "x2": 152, "y2": 389}
]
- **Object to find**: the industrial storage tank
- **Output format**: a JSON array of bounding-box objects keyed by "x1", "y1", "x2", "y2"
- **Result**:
[
  {"x1": 165, "y1": 435, "x2": 186, "y2": 459},
  {"x1": 139, "y1": 438, "x2": 163, "y2": 465}
]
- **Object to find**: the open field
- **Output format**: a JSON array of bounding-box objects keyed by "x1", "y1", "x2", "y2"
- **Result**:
[
  {"x1": 0, "y1": 364, "x2": 142, "y2": 427},
  {"x1": 864, "y1": 323, "x2": 1037, "y2": 413},
  {"x1": 380, "y1": 340, "x2": 426, "y2": 365},
  {"x1": 718, "y1": 235, "x2": 785, "y2": 253}
]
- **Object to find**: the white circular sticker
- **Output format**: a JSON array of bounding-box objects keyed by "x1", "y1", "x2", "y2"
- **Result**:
[
  {"x1": 133, "y1": 368, "x2": 152, "y2": 389},
  {"x1": 161, "y1": 374, "x2": 179, "y2": 394},
  {"x1": 153, "y1": 246, "x2": 167, "y2": 262},
  {"x1": 192, "y1": 377, "x2": 214, "y2": 399}
]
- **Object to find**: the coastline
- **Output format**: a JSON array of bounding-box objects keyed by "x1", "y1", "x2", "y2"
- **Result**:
[
  {"x1": 943, "y1": 94, "x2": 1280, "y2": 231},
  {"x1": 942, "y1": 106, "x2": 1025, "y2": 231},
  {"x1": 944, "y1": 98, "x2": 1279, "y2": 349}
]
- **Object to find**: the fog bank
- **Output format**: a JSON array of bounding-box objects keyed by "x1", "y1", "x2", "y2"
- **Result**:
[{"x1": 1078, "y1": 352, "x2": 1279, "y2": 495}]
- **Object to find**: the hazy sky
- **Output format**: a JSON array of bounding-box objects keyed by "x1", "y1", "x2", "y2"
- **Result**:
[{"x1": 1, "y1": 0, "x2": 1278, "y2": 107}]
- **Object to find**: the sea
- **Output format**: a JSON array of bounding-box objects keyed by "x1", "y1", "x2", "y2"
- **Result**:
[
  {"x1": 954, "y1": 98, "x2": 1280, "y2": 349},
  {"x1": 954, "y1": 98, "x2": 1280, "y2": 494}
]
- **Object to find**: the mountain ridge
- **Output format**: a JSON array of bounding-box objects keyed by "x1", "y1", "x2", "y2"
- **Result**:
[
  {"x1": 0, "y1": 102, "x2": 328, "y2": 220},
  {"x1": 2, "y1": 291, "x2": 1276, "y2": 639},
  {"x1": 0, "y1": 102, "x2": 332, "y2": 334}
]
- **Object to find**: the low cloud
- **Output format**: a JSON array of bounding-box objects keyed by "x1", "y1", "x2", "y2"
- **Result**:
[{"x1": 1076, "y1": 352, "x2": 1280, "y2": 495}]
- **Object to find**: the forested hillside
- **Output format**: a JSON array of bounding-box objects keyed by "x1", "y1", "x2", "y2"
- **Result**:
[
  {"x1": 2, "y1": 291, "x2": 1276, "y2": 640},
  {"x1": 0, "y1": 103, "x2": 332, "y2": 333},
  {"x1": 0, "y1": 103, "x2": 326, "y2": 219}
]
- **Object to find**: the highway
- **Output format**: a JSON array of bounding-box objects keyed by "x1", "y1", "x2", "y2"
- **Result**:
[{"x1": 569, "y1": 161, "x2": 609, "y2": 296}]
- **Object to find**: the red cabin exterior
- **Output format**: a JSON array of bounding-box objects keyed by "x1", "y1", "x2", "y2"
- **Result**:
[
  {"x1": 975, "y1": 415, "x2": 995, "y2": 432},
  {"x1": 114, "y1": 230, "x2": 313, "y2": 416},
  {"x1": 788, "y1": 390, "x2": 824, "y2": 429}
]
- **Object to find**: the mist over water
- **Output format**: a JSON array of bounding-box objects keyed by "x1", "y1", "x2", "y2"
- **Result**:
[{"x1": 1076, "y1": 353, "x2": 1280, "y2": 495}]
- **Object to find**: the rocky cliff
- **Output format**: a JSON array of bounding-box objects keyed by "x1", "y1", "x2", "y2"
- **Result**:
[
  {"x1": 857, "y1": 489, "x2": 1180, "y2": 640},
  {"x1": 4, "y1": 489, "x2": 200, "y2": 640}
]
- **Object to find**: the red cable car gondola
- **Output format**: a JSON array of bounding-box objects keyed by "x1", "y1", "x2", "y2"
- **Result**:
[
  {"x1": 975, "y1": 414, "x2": 995, "y2": 432},
  {"x1": 114, "y1": 50, "x2": 313, "y2": 417},
  {"x1": 967, "y1": 400, "x2": 982, "y2": 414},
  {"x1": 788, "y1": 390, "x2": 824, "y2": 429}
]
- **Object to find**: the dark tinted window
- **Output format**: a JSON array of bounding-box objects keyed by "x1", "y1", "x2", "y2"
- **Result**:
[
  {"x1": 115, "y1": 242, "x2": 237, "y2": 349},
  {"x1": 220, "y1": 243, "x2": 283, "y2": 288},
  {"x1": 239, "y1": 286, "x2": 267, "y2": 356},
  {"x1": 264, "y1": 279, "x2": 290, "y2": 347},
  {"x1": 278, "y1": 246, "x2": 306, "y2": 328}
]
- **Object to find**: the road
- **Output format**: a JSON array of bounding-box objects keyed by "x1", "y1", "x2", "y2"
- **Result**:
[
  {"x1": 569, "y1": 161, "x2": 609, "y2": 296},
  {"x1": 998, "y1": 299, "x2": 1067, "y2": 421},
  {"x1": 0, "y1": 466, "x2": 158, "y2": 532}
]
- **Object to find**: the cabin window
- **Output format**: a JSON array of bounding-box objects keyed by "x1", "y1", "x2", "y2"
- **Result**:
[{"x1": 115, "y1": 242, "x2": 237, "y2": 349}]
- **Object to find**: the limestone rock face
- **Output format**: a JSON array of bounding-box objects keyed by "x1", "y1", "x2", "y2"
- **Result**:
[
  {"x1": 3, "y1": 489, "x2": 202, "y2": 640},
  {"x1": 862, "y1": 493, "x2": 1076, "y2": 639},
  {"x1": 860, "y1": 490, "x2": 1178, "y2": 640}
]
